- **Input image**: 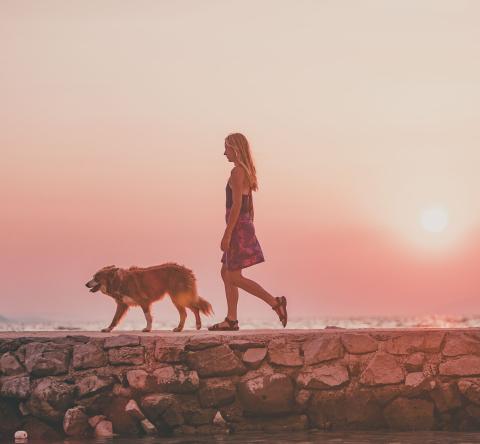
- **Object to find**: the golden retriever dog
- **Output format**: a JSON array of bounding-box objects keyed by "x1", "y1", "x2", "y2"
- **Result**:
[{"x1": 85, "y1": 262, "x2": 213, "y2": 332}]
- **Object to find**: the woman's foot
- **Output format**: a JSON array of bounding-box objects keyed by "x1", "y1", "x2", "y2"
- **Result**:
[
  {"x1": 208, "y1": 317, "x2": 239, "y2": 331},
  {"x1": 272, "y1": 296, "x2": 288, "y2": 327}
]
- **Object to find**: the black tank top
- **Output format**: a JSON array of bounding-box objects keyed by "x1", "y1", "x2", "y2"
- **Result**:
[{"x1": 226, "y1": 182, "x2": 252, "y2": 214}]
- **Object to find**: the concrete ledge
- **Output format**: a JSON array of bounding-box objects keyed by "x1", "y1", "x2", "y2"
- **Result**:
[{"x1": 1, "y1": 328, "x2": 480, "y2": 438}]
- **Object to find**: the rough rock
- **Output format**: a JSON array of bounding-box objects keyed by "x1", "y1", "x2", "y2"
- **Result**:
[
  {"x1": 443, "y1": 333, "x2": 480, "y2": 357},
  {"x1": 384, "y1": 397, "x2": 435, "y2": 430},
  {"x1": 219, "y1": 400, "x2": 244, "y2": 423},
  {"x1": 181, "y1": 397, "x2": 216, "y2": 426},
  {"x1": 242, "y1": 348, "x2": 267, "y2": 369},
  {"x1": 154, "y1": 338, "x2": 186, "y2": 363},
  {"x1": 307, "y1": 390, "x2": 347, "y2": 429},
  {"x1": 237, "y1": 373, "x2": 294, "y2": 415},
  {"x1": 18, "y1": 401, "x2": 31, "y2": 416},
  {"x1": 458, "y1": 379, "x2": 480, "y2": 405},
  {"x1": 126, "y1": 369, "x2": 150, "y2": 391},
  {"x1": 24, "y1": 342, "x2": 69, "y2": 376},
  {"x1": 112, "y1": 383, "x2": 133, "y2": 398},
  {"x1": 405, "y1": 372, "x2": 426, "y2": 386},
  {"x1": 343, "y1": 388, "x2": 384, "y2": 427},
  {"x1": 155, "y1": 346, "x2": 184, "y2": 363},
  {"x1": 108, "y1": 346, "x2": 144, "y2": 365},
  {"x1": 141, "y1": 393, "x2": 184, "y2": 427},
  {"x1": 75, "y1": 391, "x2": 112, "y2": 417},
  {"x1": 268, "y1": 338, "x2": 303, "y2": 367},
  {"x1": 63, "y1": 406, "x2": 89, "y2": 437},
  {"x1": 439, "y1": 356, "x2": 480, "y2": 376},
  {"x1": 296, "y1": 363, "x2": 349, "y2": 389},
  {"x1": 430, "y1": 382, "x2": 462, "y2": 413},
  {"x1": 153, "y1": 366, "x2": 199, "y2": 393},
  {"x1": 0, "y1": 352, "x2": 24, "y2": 376},
  {"x1": 27, "y1": 377, "x2": 75, "y2": 423},
  {"x1": 359, "y1": 352, "x2": 404, "y2": 385},
  {"x1": 341, "y1": 333, "x2": 378, "y2": 354},
  {"x1": 302, "y1": 335, "x2": 343, "y2": 365},
  {"x1": 20, "y1": 416, "x2": 63, "y2": 440},
  {"x1": 0, "y1": 376, "x2": 30, "y2": 399},
  {"x1": 141, "y1": 418, "x2": 157, "y2": 435},
  {"x1": 307, "y1": 387, "x2": 383, "y2": 429},
  {"x1": 371, "y1": 384, "x2": 404, "y2": 405},
  {"x1": 0, "y1": 399, "x2": 22, "y2": 438},
  {"x1": 229, "y1": 339, "x2": 266, "y2": 351},
  {"x1": 384, "y1": 332, "x2": 444, "y2": 355},
  {"x1": 76, "y1": 375, "x2": 114, "y2": 398},
  {"x1": 344, "y1": 353, "x2": 374, "y2": 377},
  {"x1": 104, "y1": 335, "x2": 140, "y2": 349},
  {"x1": 73, "y1": 343, "x2": 107, "y2": 370},
  {"x1": 186, "y1": 344, "x2": 246, "y2": 377},
  {"x1": 404, "y1": 352, "x2": 425, "y2": 372},
  {"x1": 104, "y1": 396, "x2": 142, "y2": 436},
  {"x1": 185, "y1": 335, "x2": 222, "y2": 351},
  {"x1": 88, "y1": 414, "x2": 106, "y2": 428},
  {"x1": 213, "y1": 410, "x2": 227, "y2": 426},
  {"x1": 404, "y1": 372, "x2": 435, "y2": 397},
  {"x1": 95, "y1": 420, "x2": 114, "y2": 437},
  {"x1": 294, "y1": 389, "x2": 312, "y2": 412},
  {"x1": 198, "y1": 377, "x2": 236, "y2": 408},
  {"x1": 125, "y1": 399, "x2": 145, "y2": 420}
]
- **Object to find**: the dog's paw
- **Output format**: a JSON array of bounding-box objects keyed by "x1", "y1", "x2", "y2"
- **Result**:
[
  {"x1": 196, "y1": 323, "x2": 201, "y2": 330},
  {"x1": 101, "y1": 327, "x2": 112, "y2": 333},
  {"x1": 172, "y1": 327, "x2": 183, "y2": 332},
  {"x1": 142, "y1": 327, "x2": 151, "y2": 333}
]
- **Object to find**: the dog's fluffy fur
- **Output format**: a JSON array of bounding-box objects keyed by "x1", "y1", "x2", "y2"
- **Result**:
[{"x1": 85, "y1": 262, "x2": 213, "y2": 332}]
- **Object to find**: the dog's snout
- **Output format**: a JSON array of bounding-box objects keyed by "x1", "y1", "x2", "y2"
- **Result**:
[{"x1": 85, "y1": 278, "x2": 98, "y2": 288}]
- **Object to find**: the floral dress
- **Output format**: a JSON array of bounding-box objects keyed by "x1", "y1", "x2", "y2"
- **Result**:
[{"x1": 221, "y1": 182, "x2": 265, "y2": 270}]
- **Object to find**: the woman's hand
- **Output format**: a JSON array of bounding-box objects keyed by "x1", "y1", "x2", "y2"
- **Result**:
[{"x1": 221, "y1": 231, "x2": 232, "y2": 252}]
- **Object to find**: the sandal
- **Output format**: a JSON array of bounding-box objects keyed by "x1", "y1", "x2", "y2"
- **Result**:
[
  {"x1": 208, "y1": 317, "x2": 239, "y2": 331},
  {"x1": 272, "y1": 296, "x2": 288, "y2": 327}
]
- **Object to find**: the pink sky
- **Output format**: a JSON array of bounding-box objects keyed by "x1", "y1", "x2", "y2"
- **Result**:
[{"x1": 2, "y1": 1, "x2": 480, "y2": 324}]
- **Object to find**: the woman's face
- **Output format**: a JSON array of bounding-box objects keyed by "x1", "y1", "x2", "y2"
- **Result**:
[{"x1": 224, "y1": 141, "x2": 236, "y2": 162}]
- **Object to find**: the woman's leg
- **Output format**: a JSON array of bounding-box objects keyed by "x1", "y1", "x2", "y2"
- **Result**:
[
  {"x1": 227, "y1": 269, "x2": 277, "y2": 307},
  {"x1": 222, "y1": 263, "x2": 239, "y2": 321}
]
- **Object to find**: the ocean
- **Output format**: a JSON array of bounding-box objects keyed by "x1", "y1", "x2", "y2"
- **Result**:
[{"x1": 1, "y1": 314, "x2": 480, "y2": 332}]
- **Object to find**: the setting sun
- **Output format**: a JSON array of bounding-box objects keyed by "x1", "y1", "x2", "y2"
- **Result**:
[{"x1": 420, "y1": 206, "x2": 449, "y2": 233}]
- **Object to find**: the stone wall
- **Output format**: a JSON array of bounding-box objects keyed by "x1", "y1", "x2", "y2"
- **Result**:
[{"x1": 2, "y1": 329, "x2": 480, "y2": 439}]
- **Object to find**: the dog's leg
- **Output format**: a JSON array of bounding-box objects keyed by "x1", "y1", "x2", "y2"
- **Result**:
[
  {"x1": 173, "y1": 301, "x2": 187, "y2": 332},
  {"x1": 141, "y1": 304, "x2": 153, "y2": 332},
  {"x1": 102, "y1": 303, "x2": 128, "y2": 332},
  {"x1": 190, "y1": 306, "x2": 201, "y2": 330}
]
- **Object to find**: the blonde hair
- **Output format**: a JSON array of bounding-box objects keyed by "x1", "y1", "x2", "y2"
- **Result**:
[{"x1": 225, "y1": 132, "x2": 258, "y2": 191}]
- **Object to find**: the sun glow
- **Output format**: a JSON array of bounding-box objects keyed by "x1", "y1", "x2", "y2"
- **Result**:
[{"x1": 420, "y1": 206, "x2": 449, "y2": 233}]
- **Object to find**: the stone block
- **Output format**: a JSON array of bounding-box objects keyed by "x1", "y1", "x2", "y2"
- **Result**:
[
  {"x1": 296, "y1": 363, "x2": 349, "y2": 389},
  {"x1": 302, "y1": 335, "x2": 343, "y2": 365},
  {"x1": 186, "y1": 344, "x2": 246, "y2": 377},
  {"x1": 108, "y1": 346, "x2": 144, "y2": 366},
  {"x1": 359, "y1": 352, "x2": 404, "y2": 386},
  {"x1": 237, "y1": 373, "x2": 294, "y2": 415},
  {"x1": 341, "y1": 333, "x2": 378, "y2": 354},
  {"x1": 268, "y1": 338, "x2": 303, "y2": 367}
]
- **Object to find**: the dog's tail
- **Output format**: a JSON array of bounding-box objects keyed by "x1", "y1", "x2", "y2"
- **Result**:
[{"x1": 196, "y1": 296, "x2": 214, "y2": 316}]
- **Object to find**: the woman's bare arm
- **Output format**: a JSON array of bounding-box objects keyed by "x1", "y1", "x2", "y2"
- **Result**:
[{"x1": 225, "y1": 166, "x2": 245, "y2": 235}]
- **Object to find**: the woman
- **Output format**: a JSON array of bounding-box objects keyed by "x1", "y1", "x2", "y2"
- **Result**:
[{"x1": 208, "y1": 133, "x2": 288, "y2": 331}]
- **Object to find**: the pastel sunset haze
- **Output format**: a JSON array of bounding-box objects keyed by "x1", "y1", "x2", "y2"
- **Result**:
[{"x1": 2, "y1": 1, "x2": 480, "y2": 325}]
